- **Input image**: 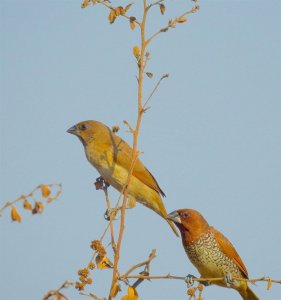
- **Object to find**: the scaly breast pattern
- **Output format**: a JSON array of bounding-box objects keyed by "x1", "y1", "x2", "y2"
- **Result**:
[{"x1": 185, "y1": 231, "x2": 243, "y2": 282}]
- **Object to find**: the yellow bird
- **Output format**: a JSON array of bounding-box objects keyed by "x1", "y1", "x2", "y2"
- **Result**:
[{"x1": 67, "y1": 120, "x2": 179, "y2": 236}]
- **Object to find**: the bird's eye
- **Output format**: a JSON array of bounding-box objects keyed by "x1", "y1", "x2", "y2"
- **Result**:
[
  {"x1": 182, "y1": 212, "x2": 189, "y2": 219},
  {"x1": 80, "y1": 124, "x2": 87, "y2": 131}
]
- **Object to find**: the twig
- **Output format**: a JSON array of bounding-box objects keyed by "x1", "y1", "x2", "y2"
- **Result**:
[
  {"x1": 42, "y1": 280, "x2": 74, "y2": 300},
  {"x1": 97, "y1": 0, "x2": 141, "y2": 26},
  {"x1": 146, "y1": 5, "x2": 200, "y2": 46},
  {"x1": 79, "y1": 292, "x2": 106, "y2": 300},
  {"x1": 143, "y1": 73, "x2": 169, "y2": 111},
  {"x1": 121, "y1": 274, "x2": 281, "y2": 285},
  {"x1": 123, "y1": 249, "x2": 157, "y2": 278},
  {"x1": 0, "y1": 183, "x2": 62, "y2": 216}
]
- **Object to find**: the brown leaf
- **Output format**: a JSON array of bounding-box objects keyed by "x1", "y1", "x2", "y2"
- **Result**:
[
  {"x1": 23, "y1": 199, "x2": 32, "y2": 211},
  {"x1": 40, "y1": 185, "x2": 51, "y2": 198},
  {"x1": 81, "y1": 0, "x2": 90, "y2": 9},
  {"x1": 110, "y1": 282, "x2": 121, "y2": 298},
  {"x1": 125, "y1": 3, "x2": 133, "y2": 12},
  {"x1": 145, "y1": 72, "x2": 153, "y2": 78},
  {"x1": 159, "y1": 4, "x2": 165, "y2": 15},
  {"x1": 115, "y1": 7, "x2": 122, "y2": 16},
  {"x1": 32, "y1": 201, "x2": 44, "y2": 214},
  {"x1": 177, "y1": 16, "x2": 187, "y2": 23},
  {"x1": 108, "y1": 10, "x2": 116, "y2": 24},
  {"x1": 11, "y1": 206, "x2": 22, "y2": 222}
]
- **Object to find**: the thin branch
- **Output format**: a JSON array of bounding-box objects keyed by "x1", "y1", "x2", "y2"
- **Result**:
[
  {"x1": 146, "y1": 5, "x2": 200, "y2": 46},
  {"x1": 97, "y1": 0, "x2": 141, "y2": 27},
  {"x1": 143, "y1": 73, "x2": 169, "y2": 111},
  {"x1": 123, "y1": 249, "x2": 157, "y2": 278},
  {"x1": 0, "y1": 183, "x2": 62, "y2": 216},
  {"x1": 121, "y1": 274, "x2": 281, "y2": 285},
  {"x1": 42, "y1": 280, "x2": 74, "y2": 300}
]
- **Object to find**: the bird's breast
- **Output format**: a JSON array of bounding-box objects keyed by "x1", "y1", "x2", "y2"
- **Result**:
[{"x1": 185, "y1": 232, "x2": 243, "y2": 281}]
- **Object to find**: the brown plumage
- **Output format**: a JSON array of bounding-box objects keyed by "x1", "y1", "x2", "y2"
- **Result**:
[
  {"x1": 168, "y1": 209, "x2": 259, "y2": 300},
  {"x1": 67, "y1": 120, "x2": 179, "y2": 236}
]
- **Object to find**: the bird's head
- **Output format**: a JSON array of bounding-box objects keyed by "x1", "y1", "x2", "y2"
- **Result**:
[
  {"x1": 67, "y1": 120, "x2": 110, "y2": 146},
  {"x1": 167, "y1": 209, "x2": 210, "y2": 243}
]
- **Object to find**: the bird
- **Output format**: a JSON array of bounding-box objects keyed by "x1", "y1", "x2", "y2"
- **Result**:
[
  {"x1": 67, "y1": 120, "x2": 179, "y2": 236},
  {"x1": 167, "y1": 209, "x2": 259, "y2": 300}
]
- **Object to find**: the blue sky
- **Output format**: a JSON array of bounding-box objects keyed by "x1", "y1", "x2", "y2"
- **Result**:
[{"x1": 0, "y1": 1, "x2": 280, "y2": 299}]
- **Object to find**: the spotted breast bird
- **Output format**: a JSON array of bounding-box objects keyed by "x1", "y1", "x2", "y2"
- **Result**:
[
  {"x1": 168, "y1": 209, "x2": 259, "y2": 300},
  {"x1": 67, "y1": 120, "x2": 178, "y2": 236}
]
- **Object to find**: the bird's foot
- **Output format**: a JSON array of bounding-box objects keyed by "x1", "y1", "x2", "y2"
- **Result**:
[
  {"x1": 185, "y1": 274, "x2": 196, "y2": 288},
  {"x1": 104, "y1": 208, "x2": 118, "y2": 221},
  {"x1": 224, "y1": 273, "x2": 236, "y2": 287},
  {"x1": 94, "y1": 176, "x2": 110, "y2": 190},
  {"x1": 200, "y1": 279, "x2": 211, "y2": 286}
]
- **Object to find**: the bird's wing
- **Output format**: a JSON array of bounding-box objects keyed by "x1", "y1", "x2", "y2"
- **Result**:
[
  {"x1": 112, "y1": 135, "x2": 165, "y2": 197},
  {"x1": 212, "y1": 228, "x2": 248, "y2": 278}
]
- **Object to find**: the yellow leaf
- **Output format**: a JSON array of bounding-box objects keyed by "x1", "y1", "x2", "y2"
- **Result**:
[
  {"x1": 115, "y1": 7, "x2": 122, "y2": 16},
  {"x1": 110, "y1": 282, "x2": 121, "y2": 298},
  {"x1": 40, "y1": 185, "x2": 51, "y2": 198},
  {"x1": 95, "y1": 255, "x2": 113, "y2": 270},
  {"x1": 133, "y1": 46, "x2": 140, "y2": 58},
  {"x1": 23, "y1": 199, "x2": 32, "y2": 210},
  {"x1": 11, "y1": 206, "x2": 22, "y2": 222},
  {"x1": 108, "y1": 10, "x2": 116, "y2": 24},
  {"x1": 127, "y1": 196, "x2": 136, "y2": 208},
  {"x1": 130, "y1": 20, "x2": 136, "y2": 30},
  {"x1": 121, "y1": 287, "x2": 138, "y2": 300},
  {"x1": 267, "y1": 279, "x2": 272, "y2": 290}
]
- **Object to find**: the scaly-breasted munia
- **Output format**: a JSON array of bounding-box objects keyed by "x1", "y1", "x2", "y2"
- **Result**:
[
  {"x1": 67, "y1": 120, "x2": 178, "y2": 236},
  {"x1": 168, "y1": 209, "x2": 259, "y2": 300}
]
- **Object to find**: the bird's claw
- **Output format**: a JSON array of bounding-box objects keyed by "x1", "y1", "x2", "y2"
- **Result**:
[
  {"x1": 185, "y1": 274, "x2": 196, "y2": 288},
  {"x1": 104, "y1": 208, "x2": 118, "y2": 221},
  {"x1": 224, "y1": 273, "x2": 236, "y2": 287}
]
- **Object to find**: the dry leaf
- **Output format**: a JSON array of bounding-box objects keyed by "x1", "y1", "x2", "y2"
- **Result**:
[
  {"x1": 32, "y1": 201, "x2": 44, "y2": 214},
  {"x1": 121, "y1": 286, "x2": 139, "y2": 300},
  {"x1": 40, "y1": 185, "x2": 51, "y2": 198},
  {"x1": 23, "y1": 199, "x2": 32, "y2": 210},
  {"x1": 145, "y1": 72, "x2": 153, "y2": 78},
  {"x1": 110, "y1": 282, "x2": 121, "y2": 298},
  {"x1": 177, "y1": 16, "x2": 187, "y2": 23},
  {"x1": 108, "y1": 10, "x2": 116, "y2": 24},
  {"x1": 11, "y1": 206, "x2": 22, "y2": 222},
  {"x1": 81, "y1": 0, "x2": 90, "y2": 9},
  {"x1": 125, "y1": 3, "x2": 133, "y2": 12},
  {"x1": 130, "y1": 20, "x2": 136, "y2": 30},
  {"x1": 96, "y1": 255, "x2": 113, "y2": 270},
  {"x1": 159, "y1": 4, "x2": 165, "y2": 15},
  {"x1": 133, "y1": 46, "x2": 140, "y2": 58},
  {"x1": 267, "y1": 279, "x2": 272, "y2": 290},
  {"x1": 115, "y1": 7, "x2": 122, "y2": 16}
]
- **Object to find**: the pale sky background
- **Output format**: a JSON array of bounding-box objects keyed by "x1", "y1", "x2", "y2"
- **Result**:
[{"x1": 0, "y1": 1, "x2": 280, "y2": 300}]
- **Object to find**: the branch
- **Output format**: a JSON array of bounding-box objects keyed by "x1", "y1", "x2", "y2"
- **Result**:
[
  {"x1": 143, "y1": 73, "x2": 169, "y2": 111},
  {"x1": 42, "y1": 280, "x2": 74, "y2": 300},
  {"x1": 146, "y1": 4, "x2": 200, "y2": 46}
]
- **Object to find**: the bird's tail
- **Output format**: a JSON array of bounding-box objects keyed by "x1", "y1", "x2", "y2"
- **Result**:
[{"x1": 239, "y1": 286, "x2": 259, "y2": 300}]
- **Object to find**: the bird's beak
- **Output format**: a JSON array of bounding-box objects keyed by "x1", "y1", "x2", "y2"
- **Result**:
[
  {"x1": 167, "y1": 211, "x2": 182, "y2": 224},
  {"x1": 67, "y1": 125, "x2": 78, "y2": 135}
]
